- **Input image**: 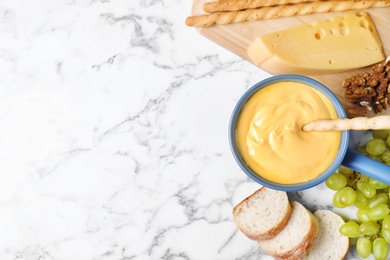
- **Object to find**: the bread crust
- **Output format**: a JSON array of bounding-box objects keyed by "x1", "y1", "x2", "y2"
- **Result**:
[
  {"x1": 271, "y1": 211, "x2": 319, "y2": 260},
  {"x1": 233, "y1": 187, "x2": 292, "y2": 240},
  {"x1": 257, "y1": 202, "x2": 319, "y2": 259}
]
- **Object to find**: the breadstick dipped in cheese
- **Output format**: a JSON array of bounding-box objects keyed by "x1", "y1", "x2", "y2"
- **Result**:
[
  {"x1": 303, "y1": 115, "x2": 390, "y2": 132},
  {"x1": 203, "y1": 0, "x2": 379, "y2": 13},
  {"x1": 186, "y1": 1, "x2": 390, "y2": 27}
]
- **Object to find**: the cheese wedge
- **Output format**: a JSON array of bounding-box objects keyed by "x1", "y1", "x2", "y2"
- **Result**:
[{"x1": 247, "y1": 12, "x2": 385, "y2": 75}]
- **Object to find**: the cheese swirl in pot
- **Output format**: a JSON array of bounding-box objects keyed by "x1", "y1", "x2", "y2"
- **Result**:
[{"x1": 235, "y1": 81, "x2": 341, "y2": 184}]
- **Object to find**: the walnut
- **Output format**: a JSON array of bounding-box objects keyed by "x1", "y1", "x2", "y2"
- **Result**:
[
  {"x1": 348, "y1": 105, "x2": 370, "y2": 117},
  {"x1": 343, "y1": 60, "x2": 390, "y2": 117}
]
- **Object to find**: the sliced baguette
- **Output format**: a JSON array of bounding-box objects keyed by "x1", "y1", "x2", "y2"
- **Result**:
[
  {"x1": 258, "y1": 201, "x2": 318, "y2": 260},
  {"x1": 233, "y1": 187, "x2": 291, "y2": 240},
  {"x1": 303, "y1": 210, "x2": 349, "y2": 260}
]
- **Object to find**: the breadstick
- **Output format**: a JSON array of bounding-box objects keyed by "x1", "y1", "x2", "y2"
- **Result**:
[
  {"x1": 186, "y1": 1, "x2": 390, "y2": 27},
  {"x1": 303, "y1": 116, "x2": 390, "y2": 132},
  {"x1": 203, "y1": 0, "x2": 390, "y2": 13},
  {"x1": 203, "y1": 0, "x2": 313, "y2": 13}
]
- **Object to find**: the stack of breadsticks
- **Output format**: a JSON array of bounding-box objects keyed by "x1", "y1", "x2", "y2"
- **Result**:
[{"x1": 185, "y1": 0, "x2": 390, "y2": 27}]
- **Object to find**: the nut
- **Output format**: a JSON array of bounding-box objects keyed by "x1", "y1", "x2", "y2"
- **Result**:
[{"x1": 343, "y1": 60, "x2": 390, "y2": 117}]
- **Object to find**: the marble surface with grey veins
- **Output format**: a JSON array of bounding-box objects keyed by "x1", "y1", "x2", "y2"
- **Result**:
[{"x1": 0, "y1": 0, "x2": 374, "y2": 259}]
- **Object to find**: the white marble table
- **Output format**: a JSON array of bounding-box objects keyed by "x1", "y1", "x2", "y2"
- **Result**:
[{"x1": 0, "y1": 1, "x2": 371, "y2": 259}]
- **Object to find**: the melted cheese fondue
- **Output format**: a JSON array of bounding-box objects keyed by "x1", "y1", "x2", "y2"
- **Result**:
[{"x1": 235, "y1": 81, "x2": 340, "y2": 184}]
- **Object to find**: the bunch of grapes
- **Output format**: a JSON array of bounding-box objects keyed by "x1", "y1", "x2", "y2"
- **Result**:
[{"x1": 325, "y1": 130, "x2": 390, "y2": 260}]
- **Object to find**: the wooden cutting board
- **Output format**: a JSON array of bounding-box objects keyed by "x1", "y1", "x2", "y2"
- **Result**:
[{"x1": 190, "y1": 1, "x2": 390, "y2": 113}]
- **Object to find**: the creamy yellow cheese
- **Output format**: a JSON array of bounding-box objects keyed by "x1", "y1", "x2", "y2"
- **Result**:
[
  {"x1": 236, "y1": 82, "x2": 340, "y2": 184},
  {"x1": 247, "y1": 12, "x2": 385, "y2": 75}
]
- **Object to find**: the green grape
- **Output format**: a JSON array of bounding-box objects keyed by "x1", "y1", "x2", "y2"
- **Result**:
[
  {"x1": 383, "y1": 215, "x2": 390, "y2": 230},
  {"x1": 381, "y1": 151, "x2": 390, "y2": 163},
  {"x1": 357, "y1": 145, "x2": 370, "y2": 156},
  {"x1": 357, "y1": 237, "x2": 372, "y2": 258},
  {"x1": 360, "y1": 175, "x2": 370, "y2": 183},
  {"x1": 357, "y1": 208, "x2": 371, "y2": 223},
  {"x1": 333, "y1": 192, "x2": 346, "y2": 208},
  {"x1": 325, "y1": 133, "x2": 390, "y2": 257},
  {"x1": 325, "y1": 134, "x2": 390, "y2": 260},
  {"x1": 372, "y1": 130, "x2": 389, "y2": 140},
  {"x1": 368, "y1": 193, "x2": 389, "y2": 208},
  {"x1": 355, "y1": 190, "x2": 369, "y2": 209},
  {"x1": 369, "y1": 178, "x2": 389, "y2": 190},
  {"x1": 359, "y1": 221, "x2": 380, "y2": 236},
  {"x1": 368, "y1": 204, "x2": 390, "y2": 221},
  {"x1": 338, "y1": 187, "x2": 356, "y2": 206},
  {"x1": 339, "y1": 221, "x2": 361, "y2": 238},
  {"x1": 373, "y1": 237, "x2": 389, "y2": 260},
  {"x1": 325, "y1": 173, "x2": 347, "y2": 191},
  {"x1": 357, "y1": 181, "x2": 377, "y2": 199},
  {"x1": 338, "y1": 165, "x2": 354, "y2": 175},
  {"x1": 382, "y1": 228, "x2": 390, "y2": 244},
  {"x1": 333, "y1": 187, "x2": 356, "y2": 208},
  {"x1": 369, "y1": 154, "x2": 384, "y2": 162},
  {"x1": 366, "y1": 139, "x2": 387, "y2": 155}
]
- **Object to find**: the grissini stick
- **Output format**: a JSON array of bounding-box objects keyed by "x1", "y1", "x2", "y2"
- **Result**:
[
  {"x1": 186, "y1": 1, "x2": 390, "y2": 27},
  {"x1": 303, "y1": 115, "x2": 390, "y2": 132},
  {"x1": 203, "y1": 0, "x2": 379, "y2": 13},
  {"x1": 204, "y1": 0, "x2": 316, "y2": 13}
]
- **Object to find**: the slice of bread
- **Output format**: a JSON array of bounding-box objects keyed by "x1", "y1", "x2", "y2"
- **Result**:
[
  {"x1": 303, "y1": 210, "x2": 349, "y2": 260},
  {"x1": 257, "y1": 201, "x2": 318, "y2": 260},
  {"x1": 233, "y1": 187, "x2": 291, "y2": 240}
]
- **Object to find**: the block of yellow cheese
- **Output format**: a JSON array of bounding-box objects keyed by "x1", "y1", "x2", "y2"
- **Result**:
[{"x1": 247, "y1": 12, "x2": 385, "y2": 75}]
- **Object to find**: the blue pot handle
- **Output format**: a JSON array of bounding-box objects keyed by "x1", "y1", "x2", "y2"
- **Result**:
[{"x1": 342, "y1": 148, "x2": 390, "y2": 185}]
